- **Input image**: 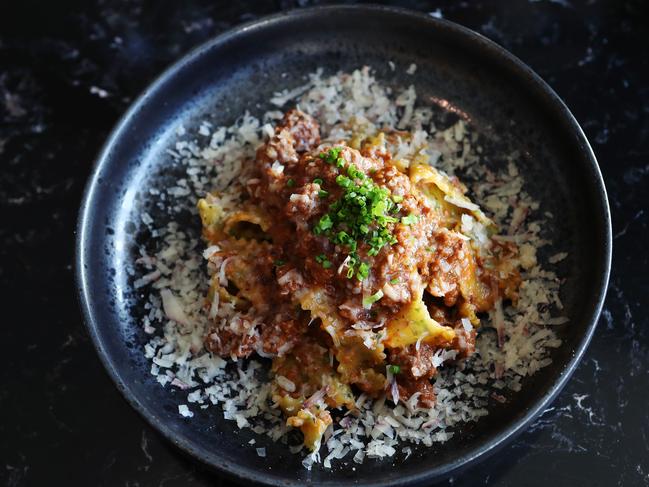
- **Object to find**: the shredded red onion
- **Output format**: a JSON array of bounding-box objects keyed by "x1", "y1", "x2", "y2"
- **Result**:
[
  {"x1": 390, "y1": 379, "x2": 400, "y2": 405},
  {"x1": 339, "y1": 415, "x2": 352, "y2": 428},
  {"x1": 304, "y1": 387, "x2": 328, "y2": 408},
  {"x1": 491, "y1": 392, "x2": 507, "y2": 403},
  {"x1": 170, "y1": 378, "x2": 190, "y2": 390},
  {"x1": 494, "y1": 362, "x2": 504, "y2": 379}
]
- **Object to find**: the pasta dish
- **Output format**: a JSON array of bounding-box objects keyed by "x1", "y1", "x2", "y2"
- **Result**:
[{"x1": 197, "y1": 109, "x2": 521, "y2": 452}]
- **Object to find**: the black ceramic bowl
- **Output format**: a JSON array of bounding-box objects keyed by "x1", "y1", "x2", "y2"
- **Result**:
[{"x1": 76, "y1": 5, "x2": 611, "y2": 486}]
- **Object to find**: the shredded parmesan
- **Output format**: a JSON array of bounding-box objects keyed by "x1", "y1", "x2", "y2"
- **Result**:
[{"x1": 160, "y1": 289, "x2": 190, "y2": 326}]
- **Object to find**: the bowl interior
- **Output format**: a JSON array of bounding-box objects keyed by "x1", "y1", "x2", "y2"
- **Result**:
[{"x1": 77, "y1": 6, "x2": 610, "y2": 486}]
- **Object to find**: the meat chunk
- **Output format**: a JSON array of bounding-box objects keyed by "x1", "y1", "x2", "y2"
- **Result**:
[
  {"x1": 451, "y1": 320, "x2": 477, "y2": 359},
  {"x1": 261, "y1": 316, "x2": 305, "y2": 356},
  {"x1": 258, "y1": 109, "x2": 321, "y2": 166},
  {"x1": 205, "y1": 316, "x2": 259, "y2": 358},
  {"x1": 426, "y1": 229, "x2": 473, "y2": 306},
  {"x1": 388, "y1": 343, "x2": 439, "y2": 381},
  {"x1": 206, "y1": 312, "x2": 304, "y2": 359},
  {"x1": 397, "y1": 377, "x2": 436, "y2": 408},
  {"x1": 280, "y1": 109, "x2": 320, "y2": 152}
]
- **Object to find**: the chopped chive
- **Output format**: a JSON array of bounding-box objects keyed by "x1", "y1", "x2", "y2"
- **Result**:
[
  {"x1": 315, "y1": 253, "x2": 332, "y2": 269},
  {"x1": 313, "y1": 178, "x2": 323, "y2": 186},
  {"x1": 401, "y1": 214, "x2": 418, "y2": 225},
  {"x1": 320, "y1": 147, "x2": 342, "y2": 164},
  {"x1": 286, "y1": 178, "x2": 295, "y2": 188},
  {"x1": 362, "y1": 289, "x2": 384, "y2": 308},
  {"x1": 356, "y1": 262, "x2": 370, "y2": 280},
  {"x1": 390, "y1": 277, "x2": 399, "y2": 285},
  {"x1": 387, "y1": 364, "x2": 401, "y2": 375},
  {"x1": 274, "y1": 259, "x2": 286, "y2": 266},
  {"x1": 310, "y1": 153, "x2": 405, "y2": 279},
  {"x1": 313, "y1": 214, "x2": 333, "y2": 234}
]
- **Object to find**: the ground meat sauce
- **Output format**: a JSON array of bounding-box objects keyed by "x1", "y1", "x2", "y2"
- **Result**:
[{"x1": 203, "y1": 109, "x2": 518, "y2": 410}]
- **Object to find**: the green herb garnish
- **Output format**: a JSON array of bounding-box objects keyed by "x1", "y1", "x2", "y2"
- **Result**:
[
  {"x1": 313, "y1": 214, "x2": 333, "y2": 233},
  {"x1": 315, "y1": 253, "x2": 332, "y2": 269},
  {"x1": 319, "y1": 147, "x2": 342, "y2": 164},
  {"x1": 311, "y1": 150, "x2": 402, "y2": 280},
  {"x1": 401, "y1": 214, "x2": 418, "y2": 225},
  {"x1": 357, "y1": 262, "x2": 370, "y2": 280},
  {"x1": 362, "y1": 289, "x2": 384, "y2": 308},
  {"x1": 286, "y1": 178, "x2": 295, "y2": 188},
  {"x1": 387, "y1": 364, "x2": 401, "y2": 375}
]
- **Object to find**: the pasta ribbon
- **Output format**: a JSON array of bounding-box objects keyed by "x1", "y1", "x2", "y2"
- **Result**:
[
  {"x1": 409, "y1": 164, "x2": 495, "y2": 229},
  {"x1": 384, "y1": 289, "x2": 456, "y2": 348},
  {"x1": 198, "y1": 194, "x2": 271, "y2": 243}
]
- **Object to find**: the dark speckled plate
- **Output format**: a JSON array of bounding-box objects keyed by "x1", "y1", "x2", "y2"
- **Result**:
[{"x1": 76, "y1": 5, "x2": 611, "y2": 486}]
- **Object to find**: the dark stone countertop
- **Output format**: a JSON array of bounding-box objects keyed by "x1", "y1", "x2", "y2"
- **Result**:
[{"x1": 1, "y1": 1, "x2": 647, "y2": 486}]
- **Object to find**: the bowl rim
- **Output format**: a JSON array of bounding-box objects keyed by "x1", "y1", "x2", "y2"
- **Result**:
[{"x1": 76, "y1": 4, "x2": 612, "y2": 486}]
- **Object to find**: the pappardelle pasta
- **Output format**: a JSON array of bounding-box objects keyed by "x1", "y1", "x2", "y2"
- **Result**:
[{"x1": 198, "y1": 109, "x2": 522, "y2": 452}]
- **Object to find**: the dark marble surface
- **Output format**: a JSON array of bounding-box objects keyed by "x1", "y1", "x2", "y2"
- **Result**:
[{"x1": 1, "y1": 1, "x2": 647, "y2": 486}]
